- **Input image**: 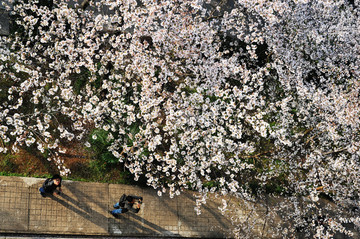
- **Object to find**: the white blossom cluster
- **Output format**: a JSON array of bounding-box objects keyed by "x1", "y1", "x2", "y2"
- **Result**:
[{"x1": 0, "y1": 0, "x2": 359, "y2": 237}]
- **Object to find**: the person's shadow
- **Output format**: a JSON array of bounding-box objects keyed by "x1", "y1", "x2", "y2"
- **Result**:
[
  {"x1": 108, "y1": 211, "x2": 179, "y2": 237},
  {"x1": 49, "y1": 193, "x2": 108, "y2": 231},
  {"x1": 50, "y1": 193, "x2": 177, "y2": 236},
  {"x1": 130, "y1": 212, "x2": 179, "y2": 236}
]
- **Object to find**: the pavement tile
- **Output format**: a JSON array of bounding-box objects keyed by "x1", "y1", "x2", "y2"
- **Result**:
[
  {"x1": 176, "y1": 191, "x2": 230, "y2": 238},
  {"x1": 0, "y1": 177, "x2": 29, "y2": 232},
  {"x1": 28, "y1": 180, "x2": 109, "y2": 234},
  {"x1": 0, "y1": 176, "x2": 232, "y2": 238},
  {"x1": 108, "y1": 184, "x2": 180, "y2": 237}
]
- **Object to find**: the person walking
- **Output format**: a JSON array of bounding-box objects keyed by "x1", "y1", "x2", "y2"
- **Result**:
[
  {"x1": 110, "y1": 194, "x2": 143, "y2": 216},
  {"x1": 39, "y1": 174, "x2": 62, "y2": 197}
]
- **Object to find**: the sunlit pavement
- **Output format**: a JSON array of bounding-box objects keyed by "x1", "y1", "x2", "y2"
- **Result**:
[
  {"x1": 0, "y1": 234, "x2": 184, "y2": 239},
  {"x1": 0, "y1": 176, "x2": 231, "y2": 238}
]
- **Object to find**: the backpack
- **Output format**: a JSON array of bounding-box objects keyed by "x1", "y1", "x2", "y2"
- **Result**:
[
  {"x1": 42, "y1": 178, "x2": 51, "y2": 188},
  {"x1": 119, "y1": 194, "x2": 127, "y2": 207}
]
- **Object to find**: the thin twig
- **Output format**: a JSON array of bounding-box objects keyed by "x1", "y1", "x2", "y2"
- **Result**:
[{"x1": 305, "y1": 130, "x2": 327, "y2": 145}]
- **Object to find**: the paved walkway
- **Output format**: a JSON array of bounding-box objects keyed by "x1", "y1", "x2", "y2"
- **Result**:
[{"x1": 0, "y1": 176, "x2": 232, "y2": 238}]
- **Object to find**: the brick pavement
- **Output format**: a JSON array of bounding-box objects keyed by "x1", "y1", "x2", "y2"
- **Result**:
[{"x1": 0, "y1": 176, "x2": 232, "y2": 238}]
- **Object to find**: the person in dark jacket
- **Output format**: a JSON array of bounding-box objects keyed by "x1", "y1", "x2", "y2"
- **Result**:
[
  {"x1": 39, "y1": 174, "x2": 62, "y2": 197},
  {"x1": 110, "y1": 194, "x2": 143, "y2": 216}
]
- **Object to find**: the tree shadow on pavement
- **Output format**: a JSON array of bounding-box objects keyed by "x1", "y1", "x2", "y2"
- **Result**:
[{"x1": 177, "y1": 192, "x2": 230, "y2": 235}]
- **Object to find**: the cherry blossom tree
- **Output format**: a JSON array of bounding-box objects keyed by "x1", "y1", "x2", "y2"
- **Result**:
[{"x1": 0, "y1": 0, "x2": 359, "y2": 237}]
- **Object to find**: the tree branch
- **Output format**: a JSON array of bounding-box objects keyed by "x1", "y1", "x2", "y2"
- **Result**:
[
  {"x1": 322, "y1": 147, "x2": 347, "y2": 156},
  {"x1": 79, "y1": 0, "x2": 90, "y2": 10}
]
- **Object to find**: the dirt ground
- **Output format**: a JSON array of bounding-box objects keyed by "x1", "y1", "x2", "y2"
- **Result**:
[{"x1": 0, "y1": 143, "x2": 129, "y2": 184}]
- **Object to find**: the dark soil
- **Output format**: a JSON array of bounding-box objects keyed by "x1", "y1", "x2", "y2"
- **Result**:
[{"x1": 0, "y1": 143, "x2": 131, "y2": 184}]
